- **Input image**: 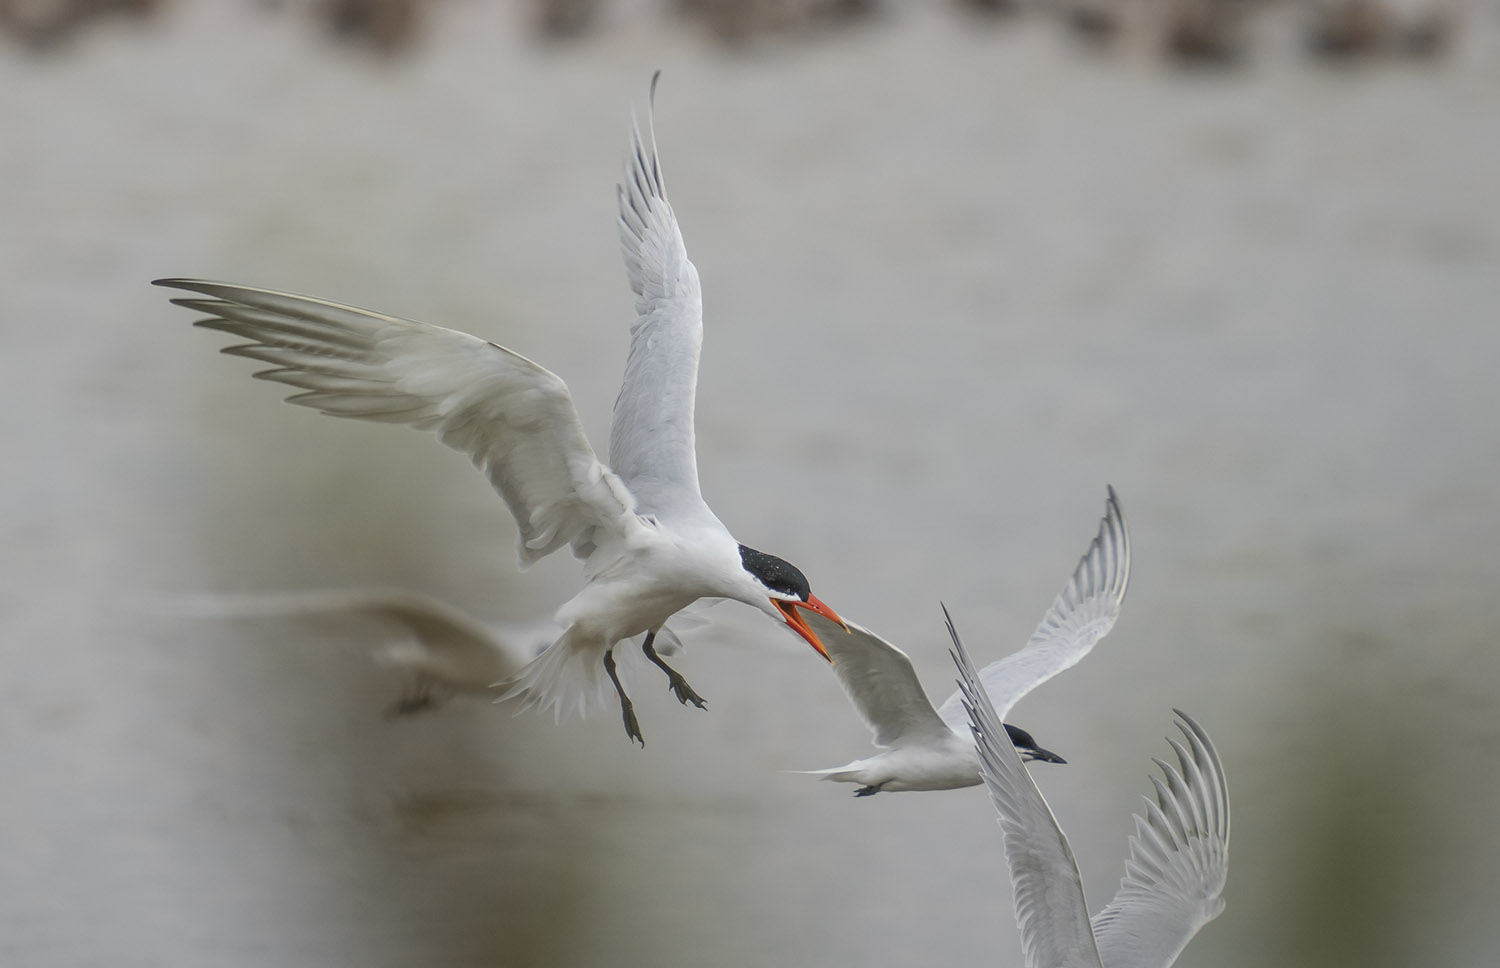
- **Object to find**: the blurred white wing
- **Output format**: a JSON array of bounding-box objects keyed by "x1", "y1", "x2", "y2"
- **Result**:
[
  {"x1": 948, "y1": 606, "x2": 1103, "y2": 968},
  {"x1": 938, "y1": 486, "x2": 1129, "y2": 729},
  {"x1": 135, "y1": 586, "x2": 548, "y2": 701},
  {"x1": 157, "y1": 279, "x2": 639, "y2": 568},
  {"x1": 804, "y1": 612, "x2": 952, "y2": 749},
  {"x1": 1090, "y1": 711, "x2": 1230, "y2": 968},
  {"x1": 610, "y1": 72, "x2": 707, "y2": 522}
]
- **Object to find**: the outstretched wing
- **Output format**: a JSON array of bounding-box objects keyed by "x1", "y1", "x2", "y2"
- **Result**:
[
  {"x1": 1090, "y1": 711, "x2": 1230, "y2": 968},
  {"x1": 610, "y1": 72, "x2": 707, "y2": 521},
  {"x1": 803, "y1": 612, "x2": 953, "y2": 750},
  {"x1": 949, "y1": 605, "x2": 1104, "y2": 968},
  {"x1": 938, "y1": 486, "x2": 1130, "y2": 729},
  {"x1": 157, "y1": 279, "x2": 639, "y2": 568}
]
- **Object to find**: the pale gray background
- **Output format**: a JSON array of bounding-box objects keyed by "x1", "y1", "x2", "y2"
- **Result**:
[{"x1": 4, "y1": 3, "x2": 1500, "y2": 966}]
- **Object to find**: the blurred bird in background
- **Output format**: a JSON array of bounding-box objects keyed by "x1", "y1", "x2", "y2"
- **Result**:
[
  {"x1": 141, "y1": 585, "x2": 701, "y2": 718},
  {"x1": 0, "y1": 0, "x2": 1466, "y2": 63}
]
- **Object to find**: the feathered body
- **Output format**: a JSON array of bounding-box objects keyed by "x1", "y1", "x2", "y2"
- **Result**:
[{"x1": 157, "y1": 74, "x2": 844, "y2": 742}]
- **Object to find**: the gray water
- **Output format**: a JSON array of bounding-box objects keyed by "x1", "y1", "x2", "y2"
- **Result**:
[{"x1": 4, "y1": 4, "x2": 1500, "y2": 966}]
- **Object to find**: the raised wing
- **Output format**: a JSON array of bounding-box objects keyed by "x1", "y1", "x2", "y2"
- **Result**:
[
  {"x1": 804, "y1": 612, "x2": 953, "y2": 750},
  {"x1": 949, "y1": 605, "x2": 1104, "y2": 968},
  {"x1": 1090, "y1": 711, "x2": 1230, "y2": 968},
  {"x1": 157, "y1": 279, "x2": 639, "y2": 568},
  {"x1": 610, "y1": 72, "x2": 707, "y2": 521},
  {"x1": 938, "y1": 486, "x2": 1129, "y2": 730}
]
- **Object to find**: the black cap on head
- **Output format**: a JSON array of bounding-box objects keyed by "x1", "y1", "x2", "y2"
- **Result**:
[
  {"x1": 738, "y1": 544, "x2": 811, "y2": 601},
  {"x1": 1005, "y1": 723, "x2": 1067, "y2": 765}
]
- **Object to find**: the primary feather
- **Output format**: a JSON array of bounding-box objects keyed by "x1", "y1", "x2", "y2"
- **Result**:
[
  {"x1": 935, "y1": 485, "x2": 1129, "y2": 729},
  {"x1": 1090, "y1": 712, "x2": 1231, "y2": 968},
  {"x1": 951, "y1": 609, "x2": 1230, "y2": 968},
  {"x1": 951, "y1": 606, "x2": 1103, "y2": 968},
  {"x1": 611, "y1": 70, "x2": 708, "y2": 523},
  {"x1": 154, "y1": 279, "x2": 641, "y2": 570}
]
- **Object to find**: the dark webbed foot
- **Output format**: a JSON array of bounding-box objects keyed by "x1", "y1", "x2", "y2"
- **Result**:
[
  {"x1": 603, "y1": 649, "x2": 645, "y2": 747},
  {"x1": 853, "y1": 784, "x2": 884, "y2": 797},
  {"x1": 642, "y1": 631, "x2": 707, "y2": 709},
  {"x1": 662, "y1": 671, "x2": 708, "y2": 709}
]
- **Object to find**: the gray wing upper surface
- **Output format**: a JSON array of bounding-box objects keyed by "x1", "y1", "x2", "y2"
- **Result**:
[
  {"x1": 937, "y1": 486, "x2": 1130, "y2": 730},
  {"x1": 157, "y1": 279, "x2": 638, "y2": 568},
  {"x1": 803, "y1": 612, "x2": 954, "y2": 750},
  {"x1": 1089, "y1": 712, "x2": 1231, "y2": 968},
  {"x1": 949, "y1": 606, "x2": 1104, "y2": 968},
  {"x1": 610, "y1": 73, "x2": 706, "y2": 521}
]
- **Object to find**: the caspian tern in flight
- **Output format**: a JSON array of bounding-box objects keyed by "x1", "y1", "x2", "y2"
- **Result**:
[
  {"x1": 796, "y1": 487, "x2": 1127, "y2": 795},
  {"x1": 949, "y1": 608, "x2": 1230, "y2": 968},
  {"x1": 155, "y1": 74, "x2": 846, "y2": 745}
]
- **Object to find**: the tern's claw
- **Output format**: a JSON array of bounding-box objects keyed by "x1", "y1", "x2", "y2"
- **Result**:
[
  {"x1": 665, "y1": 675, "x2": 708, "y2": 710},
  {"x1": 621, "y1": 701, "x2": 645, "y2": 747}
]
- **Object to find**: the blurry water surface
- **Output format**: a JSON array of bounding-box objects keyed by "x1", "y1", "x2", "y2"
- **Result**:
[{"x1": 3, "y1": 4, "x2": 1500, "y2": 966}]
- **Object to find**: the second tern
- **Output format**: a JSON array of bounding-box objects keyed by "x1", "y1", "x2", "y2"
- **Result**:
[{"x1": 797, "y1": 487, "x2": 1127, "y2": 794}]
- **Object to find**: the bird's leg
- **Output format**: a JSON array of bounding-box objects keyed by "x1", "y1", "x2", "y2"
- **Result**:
[
  {"x1": 603, "y1": 649, "x2": 645, "y2": 747},
  {"x1": 642, "y1": 630, "x2": 707, "y2": 709},
  {"x1": 853, "y1": 783, "x2": 885, "y2": 798}
]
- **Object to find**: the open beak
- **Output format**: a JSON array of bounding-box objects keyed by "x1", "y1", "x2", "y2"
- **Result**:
[{"x1": 774, "y1": 594, "x2": 848, "y2": 663}]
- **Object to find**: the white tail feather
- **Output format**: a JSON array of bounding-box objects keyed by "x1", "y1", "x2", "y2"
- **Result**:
[
  {"x1": 782, "y1": 768, "x2": 863, "y2": 783},
  {"x1": 496, "y1": 626, "x2": 621, "y2": 722}
]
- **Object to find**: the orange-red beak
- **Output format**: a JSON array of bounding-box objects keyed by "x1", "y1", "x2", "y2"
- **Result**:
[{"x1": 774, "y1": 594, "x2": 848, "y2": 663}]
